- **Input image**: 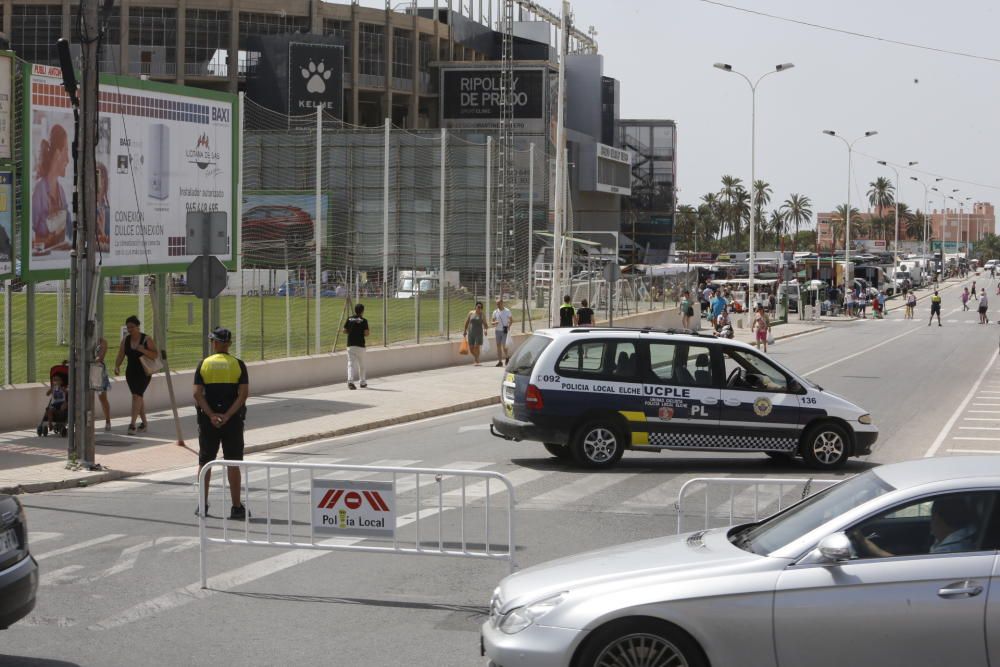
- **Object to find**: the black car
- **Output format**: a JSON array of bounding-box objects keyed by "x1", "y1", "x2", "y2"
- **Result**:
[{"x1": 0, "y1": 494, "x2": 37, "y2": 629}]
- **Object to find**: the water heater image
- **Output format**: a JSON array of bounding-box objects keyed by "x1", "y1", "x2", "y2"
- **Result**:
[{"x1": 147, "y1": 123, "x2": 169, "y2": 200}]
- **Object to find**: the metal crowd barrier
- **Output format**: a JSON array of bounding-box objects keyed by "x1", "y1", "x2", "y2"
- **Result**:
[
  {"x1": 198, "y1": 460, "x2": 517, "y2": 588},
  {"x1": 675, "y1": 477, "x2": 839, "y2": 534}
]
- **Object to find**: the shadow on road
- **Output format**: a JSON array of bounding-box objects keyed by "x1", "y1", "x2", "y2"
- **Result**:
[
  {"x1": 510, "y1": 455, "x2": 878, "y2": 477},
  {"x1": 222, "y1": 590, "x2": 488, "y2": 618},
  {"x1": 0, "y1": 657, "x2": 81, "y2": 667}
]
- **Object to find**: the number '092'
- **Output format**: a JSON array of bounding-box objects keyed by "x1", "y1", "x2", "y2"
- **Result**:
[{"x1": 539, "y1": 374, "x2": 561, "y2": 383}]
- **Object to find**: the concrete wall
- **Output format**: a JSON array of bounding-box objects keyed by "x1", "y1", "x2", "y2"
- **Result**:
[{"x1": 0, "y1": 307, "x2": 690, "y2": 431}]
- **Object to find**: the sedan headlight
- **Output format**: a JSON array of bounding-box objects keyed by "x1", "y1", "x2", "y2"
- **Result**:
[
  {"x1": 858, "y1": 414, "x2": 872, "y2": 425},
  {"x1": 499, "y1": 592, "x2": 568, "y2": 635}
]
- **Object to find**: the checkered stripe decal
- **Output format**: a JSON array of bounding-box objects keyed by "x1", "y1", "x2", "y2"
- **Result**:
[{"x1": 646, "y1": 432, "x2": 798, "y2": 452}]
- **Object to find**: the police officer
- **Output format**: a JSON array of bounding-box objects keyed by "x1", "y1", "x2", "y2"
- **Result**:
[
  {"x1": 928, "y1": 290, "x2": 943, "y2": 327},
  {"x1": 193, "y1": 327, "x2": 250, "y2": 519},
  {"x1": 559, "y1": 295, "x2": 576, "y2": 327}
]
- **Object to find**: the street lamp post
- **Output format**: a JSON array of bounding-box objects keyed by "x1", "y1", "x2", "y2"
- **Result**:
[
  {"x1": 910, "y1": 176, "x2": 931, "y2": 257},
  {"x1": 932, "y1": 186, "x2": 949, "y2": 271},
  {"x1": 822, "y1": 130, "x2": 878, "y2": 290},
  {"x1": 876, "y1": 160, "x2": 917, "y2": 265},
  {"x1": 714, "y1": 61, "x2": 795, "y2": 302}
]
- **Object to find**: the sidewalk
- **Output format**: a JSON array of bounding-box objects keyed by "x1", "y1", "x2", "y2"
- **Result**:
[{"x1": 0, "y1": 320, "x2": 828, "y2": 495}]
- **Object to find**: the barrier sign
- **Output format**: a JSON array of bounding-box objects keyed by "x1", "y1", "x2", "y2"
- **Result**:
[{"x1": 312, "y1": 479, "x2": 395, "y2": 538}]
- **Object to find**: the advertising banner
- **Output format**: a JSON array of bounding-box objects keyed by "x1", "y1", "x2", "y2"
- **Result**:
[
  {"x1": 0, "y1": 172, "x2": 12, "y2": 279},
  {"x1": 288, "y1": 42, "x2": 344, "y2": 117},
  {"x1": 312, "y1": 479, "x2": 395, "y2": 538},
  {"x1": 0, "y1": 52, "x2": 13, "y2": 161},
  {"x1": 22, "y1": 64, "x2": 237, "y2": 278},
  {"x1": 241, "y1": 193, "x2": 329, "y2": 269},
  {"x1": 440, "y1": 67, "x2": 546, "y2": 131}
]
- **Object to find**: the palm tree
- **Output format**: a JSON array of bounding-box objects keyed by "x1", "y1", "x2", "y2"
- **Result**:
[
  {"x1": 768, "y1": 209, "x2": 787, "y2": 249},
  {"x1": 867, "y1": 177, "x2": 895, "y2": 239},
  {"x1": 719, "y1": 175, "x2": 743, "y2": 241},
  {"x1": 733, "y1": 187, "x2": 751, "y2": 246},
  {"x1": 752, "y1": 180, "x2": 772, "y2": 244},
  {"x1": 832, "y1": 204, "x2": 862, "y2": 251},
  {"x1": 906, "y1": 209, "x2": 925, "y2": 242},
  {"x1": 675, "y1": 204, "x2": 698, "y2": 251},
  {"x1": 700, "y1": 193, "x2": 721, "y2": 240},
  {"x1": 780, "y1": 194, "x2": 813, "y2": 251}
]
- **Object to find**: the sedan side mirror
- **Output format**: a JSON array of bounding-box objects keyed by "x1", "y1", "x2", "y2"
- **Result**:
[{"x1": 816, "y1": 532, "x2": 853, "y2": 563}]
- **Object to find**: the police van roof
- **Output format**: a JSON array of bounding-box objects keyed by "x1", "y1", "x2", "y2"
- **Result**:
[{"x1": 533, "y1": 326, "x2": 757, "y2": 350}]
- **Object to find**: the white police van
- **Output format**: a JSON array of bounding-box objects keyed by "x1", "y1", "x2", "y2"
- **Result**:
[{"x1": 490, "y1": 327, "x2": 877, "y2": 469}]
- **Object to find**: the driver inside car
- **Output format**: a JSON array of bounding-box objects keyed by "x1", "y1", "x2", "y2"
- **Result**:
[{"x1": 849, "y1": 496, "x2": 979, "y2": 558}]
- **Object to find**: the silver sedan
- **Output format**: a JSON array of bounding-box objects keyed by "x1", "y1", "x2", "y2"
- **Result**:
[{"x1": 482, "y1": 455, "x2": 1000, "y2": 667}]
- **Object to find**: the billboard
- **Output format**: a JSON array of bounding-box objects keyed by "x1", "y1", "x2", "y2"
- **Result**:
[
  {"x1": 0, "y1": 172, "x2": 12, "y2": 279},
  {"x1": 22, "y1": 64, "x2": 238, "y2": 279},
  {"x1": 241, "y1": 193, "x2": 329, "y2": 269},
  {"x1": 440, "y1": 67, "x2": 546, "y2": 131},
  {"x1": 288, "y1": 42, "x2": 344, "y2": 117}
]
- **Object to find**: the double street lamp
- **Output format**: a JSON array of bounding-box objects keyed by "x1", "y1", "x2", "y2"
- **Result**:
[
  {"x1": 876, "y1": 160, "x2": 918, "y2": 265},
  {"x1": 713, "y1": 61, "x2": 795, "y2": 300},
  {"x1": 822, "y1": 130, "x2": 878, "y2": 288}
]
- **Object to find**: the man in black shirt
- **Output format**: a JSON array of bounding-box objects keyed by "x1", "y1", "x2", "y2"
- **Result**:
[
  {"x1": 344, "y1": 303, "x2": 370, "y2": 389},
  {"x1": 559, "y1": 295, "x2": 576, "y2": 327},
  {"x1": 193, "y1": 327, "x2": 250, "y2": 519},
  {"x1": 577, "y1": 298, "x2": 594, "y2": 326}
]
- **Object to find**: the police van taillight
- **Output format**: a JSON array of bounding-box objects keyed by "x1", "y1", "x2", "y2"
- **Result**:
[{"x1": 525, "y1": 384, "x2": 544, "y2": 410}]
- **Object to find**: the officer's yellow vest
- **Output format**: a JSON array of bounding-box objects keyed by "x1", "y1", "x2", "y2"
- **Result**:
[{"x1": 198, "y1": 353, "x2": 243, "y2": 384}]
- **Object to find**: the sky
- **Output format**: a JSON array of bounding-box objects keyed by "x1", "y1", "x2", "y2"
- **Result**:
[{"x1": 363, "y1": 0, "x2": 1000, "y2": 218}]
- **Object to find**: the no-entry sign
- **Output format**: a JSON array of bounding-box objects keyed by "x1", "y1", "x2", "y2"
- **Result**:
[{"x1": 312, "y1": 479, "x2": 395, "y2": 538}]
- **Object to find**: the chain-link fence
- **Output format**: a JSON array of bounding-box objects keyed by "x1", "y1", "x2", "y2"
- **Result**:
[{"x1": 1, "y1": 89, "x2": 679, "y2": 386}]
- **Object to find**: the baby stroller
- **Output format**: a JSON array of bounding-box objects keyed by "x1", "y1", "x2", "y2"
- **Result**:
[{"x1": 37, "y1": 362, "x2": 69, "y2": 437}]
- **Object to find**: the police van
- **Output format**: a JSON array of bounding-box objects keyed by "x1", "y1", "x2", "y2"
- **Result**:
[{"x1": 490, "y1": 327, "x2": 877, "y2": 469}]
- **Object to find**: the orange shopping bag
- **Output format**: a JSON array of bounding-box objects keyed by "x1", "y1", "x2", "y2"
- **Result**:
[{"x1": 459, "y1": 338, "x2": 470, "y2": 355}]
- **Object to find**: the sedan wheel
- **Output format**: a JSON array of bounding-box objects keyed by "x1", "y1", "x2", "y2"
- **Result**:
[
  {"x1": 572, "y1": 421, "x2": 624, "y2": 468},
  {"x1": 577, "y1": 620, "x2": 706, "y2": 667},
  {"x1": 802, "y1": 423, "x2": 850, "y2": 469},
  {"x1": 593, "y1": 633, "x2": 689, "y2": 667}
]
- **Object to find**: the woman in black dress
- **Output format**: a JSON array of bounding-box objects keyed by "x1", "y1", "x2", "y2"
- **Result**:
[{"x1": 113, "y1": 315, "x2": 158, "y2": 435}]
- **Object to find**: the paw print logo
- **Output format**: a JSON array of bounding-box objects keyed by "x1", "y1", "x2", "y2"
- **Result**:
[{"x1": 301, "y1": 60, "x2": 332, "y2": 95}]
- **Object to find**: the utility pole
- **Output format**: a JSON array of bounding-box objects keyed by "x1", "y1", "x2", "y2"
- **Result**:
[{"x1": 65, "y1": 0, "x2": 100, "y2": 466}]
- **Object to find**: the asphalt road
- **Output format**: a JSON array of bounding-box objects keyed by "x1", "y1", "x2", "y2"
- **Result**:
[{"x1": 4, "y1": 288, "x2": 999, "y2": 667}]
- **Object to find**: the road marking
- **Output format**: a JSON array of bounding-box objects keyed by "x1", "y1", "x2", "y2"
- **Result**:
[
  {"x1": 963, "y1": 418, "x2": 1000, "y2": 421},
  {"x1": 522, "y1": 471, "x2": 640, "y2": 508},
  {"x1": 457, "y1": 424, "x2": 490, "y2": 433},
  {"x1": 968, "y1": 411, "x2": 1000, "y2": 414},
  {"x1": 30, "y1": 531, "x2": 62, "y2": 544},
  {"x1": 949, "y1": 449, "x2": 1000, "y2": 454},
  {"x1": 803, "y1": 326, "x2": 924, "y2": 376},
  {"x1": 445, "y1": 467, "x2": 548, "y2": 499},
  {"x1": 40, "y1": 565, "x2": 84, "y2": 586},
  {"x1": 394, "y1": 461, "x2": 492, "y2": 494},
  {"x1": 926, "y1": 348, "x2": 1000, "y2": 458},
  {"x1": 973, "y1": 403, "x2": 1000, "y2": 407},
  {"x1": 959, "y1": 427, "x2": 1000, "y2": 431},
  {"x1": 953, "y1": 437, "x2": 1000, "y2": 441},
  {"x1": 34, "y1": 534, "x2": 126, "y2": 562}
]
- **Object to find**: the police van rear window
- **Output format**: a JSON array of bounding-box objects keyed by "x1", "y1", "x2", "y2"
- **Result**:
[{"x1": 507, "y1": 335, "x2": 553, "y2": 376}]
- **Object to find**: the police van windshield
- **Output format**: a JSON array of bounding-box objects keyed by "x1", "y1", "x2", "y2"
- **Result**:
[{"x1": 507, "y1": 335, "x2": 553, "y2": 376}]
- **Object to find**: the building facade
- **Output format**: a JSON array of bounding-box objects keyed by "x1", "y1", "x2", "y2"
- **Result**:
[
  {"x1": 617, "y1": 118, "x2": 676, "y2": 264},
  {"x1": 817, "y1": 202, "x2": 996, "y2": 252}
]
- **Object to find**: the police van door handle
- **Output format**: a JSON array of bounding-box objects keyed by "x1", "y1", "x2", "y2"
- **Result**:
[
  {"x1": 700, "y1": 397, "x2": 719, "y2": 405},
  {"x1": 723, "y1": 398, "x2": 741, "y2": 407}
]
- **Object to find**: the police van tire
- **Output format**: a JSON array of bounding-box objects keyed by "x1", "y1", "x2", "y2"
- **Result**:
[
  {"x1": 544, "y1": 443, "x2": 572, "y2": 459},
  {"x1": 800, "y1": 422, "x2": 850, "y2": 469},
  {"x1": 572, "y1": 420, "x2": 625, "y2": 468}
]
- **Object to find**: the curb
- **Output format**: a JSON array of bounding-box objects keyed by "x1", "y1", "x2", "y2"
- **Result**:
[{"x1": 2, "y1": 395, "x2": 501, "y2": 496}]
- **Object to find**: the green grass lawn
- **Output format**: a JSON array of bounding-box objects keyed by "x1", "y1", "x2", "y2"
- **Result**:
[{"x1": 0, "y1": 290, "x2": 491, "y2": 384}]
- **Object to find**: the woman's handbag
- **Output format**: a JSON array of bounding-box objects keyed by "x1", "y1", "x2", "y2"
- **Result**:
[
  {"x1": 141, "y1": 353, "x2": 164, "y2": 376},
  {"x1": 766, "y1": 330, "x2": 775, "y2": 346}
]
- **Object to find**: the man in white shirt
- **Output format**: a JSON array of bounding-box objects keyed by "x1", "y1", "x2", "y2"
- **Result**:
[{"x1": 491, "y1": 298, "x2": 514, "y2": 367}]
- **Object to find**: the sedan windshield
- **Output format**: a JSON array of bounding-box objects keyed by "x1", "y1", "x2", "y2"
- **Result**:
[{"x1": 731, "y1": 471, "x2": 894, "y2": 556}]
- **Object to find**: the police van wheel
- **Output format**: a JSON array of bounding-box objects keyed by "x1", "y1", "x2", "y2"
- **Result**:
[
  {"x1": 801, "y1": 423, "x2": 850, "y2": 469},
  {"x1": 543, "y1": 443, "x2": 572, "y2": 460},
  {"x1": 572, "y1": 421, "x2": 625, "y2": 468}
]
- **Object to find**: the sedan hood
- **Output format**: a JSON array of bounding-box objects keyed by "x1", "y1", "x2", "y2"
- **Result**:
[{"x1": 498, "y1": 528, "x2": 760, "y2": 611}]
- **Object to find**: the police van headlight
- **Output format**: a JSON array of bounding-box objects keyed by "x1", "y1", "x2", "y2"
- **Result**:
[
  {"x1": 858, "y1": 414, "x2": 872, "y2": 425},
  {"x1": 499, "y1": 592, "x2": 568, "y2": 634}
]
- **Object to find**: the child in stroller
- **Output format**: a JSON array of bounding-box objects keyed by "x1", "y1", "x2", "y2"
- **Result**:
[{"x1": 38, "y1": 362, "x2": 69, "y2": 437}]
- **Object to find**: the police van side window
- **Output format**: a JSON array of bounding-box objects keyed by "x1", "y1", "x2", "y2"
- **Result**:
[
  {"x1": 556, "y1": 341, "x2": 608, "y2": 377},
  {"x1": 647, "y1": 343, "x2": 676, "y2": 383},
  {"x1": 722, "y1": 349, "x2": 789, "y2": 392}
]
